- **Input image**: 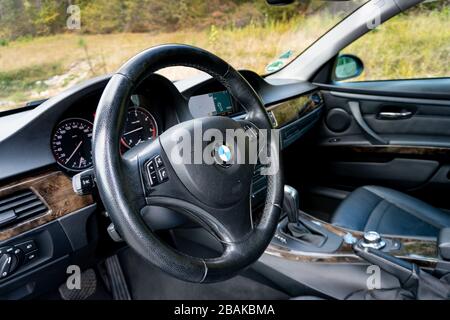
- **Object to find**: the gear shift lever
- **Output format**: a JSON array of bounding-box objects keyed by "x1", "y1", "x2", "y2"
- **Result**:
[
  {"x1": 282, "y1": 185, "x2": 326, "y2": 246},
  {"x1": 284, "y1": 185, "x2": 299, "y2": 223}
]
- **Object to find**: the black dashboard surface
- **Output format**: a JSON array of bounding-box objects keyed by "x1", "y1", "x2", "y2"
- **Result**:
[{"x1": 0, "y1": 70, "x2": 319, "y2": 181}]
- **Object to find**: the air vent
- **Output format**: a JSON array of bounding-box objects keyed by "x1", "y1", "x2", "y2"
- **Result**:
[{"x1": 0, "y1": 189, "x2": 48, "y2": 228}]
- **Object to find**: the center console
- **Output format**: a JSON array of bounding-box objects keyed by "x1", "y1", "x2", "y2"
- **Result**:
[
  {"x1": 268, "y1": 186, "x2": 450, "y2": 272},
  {"x1": 263, "y1": 185, "x2": 450, "y2": 299}
]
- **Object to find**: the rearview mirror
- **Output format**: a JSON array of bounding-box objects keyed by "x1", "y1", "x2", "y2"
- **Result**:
[
  {"x1": 266, "y1": 0, "x2": 295, "y2": 5},
  {"x1": 266, "y1": 0, "x2": 350, "y2": 5},
  {"x1": 334, "y1": 54, "x2": 364, "y2": 81}
]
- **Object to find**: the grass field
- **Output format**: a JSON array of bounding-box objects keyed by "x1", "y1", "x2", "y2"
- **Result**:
[
  {"x1": 0, "y1": 15, "x2": 334, "y2": 111},
  {"x1": 0, "y1": 10, "x2": 449, "y2": 112},
  {"x1": 343, "y1": 9, "x2": 450, "y2": 81}
]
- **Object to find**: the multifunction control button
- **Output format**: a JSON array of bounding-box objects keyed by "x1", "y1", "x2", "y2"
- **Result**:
[
  {"x1": 72, "y1": 168, "x2": 96, "y2": 196},
  {"x1": 17, "y1": 240, "x2": 37, "y2": 253},
  {"x1": 145, "y1": 155, "x2": 169, "y2": 187},
  {"x1": 154, "y1": 155, "x2": 164, "y2": 168},
  {"x1": 158, "y1": 167, "x2": 168, "y2": 182},
  {"x1": 25, "y1": 251, "x2": 38, "y2": 263}
]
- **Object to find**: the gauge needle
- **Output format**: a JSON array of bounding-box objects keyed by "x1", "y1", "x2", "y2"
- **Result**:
[
  {"x1": 66, "y1": 141, "x2": 83, "y2": 164},
  {"x1": 124, "y1": 127, "x2": 143, "y2": 136}
]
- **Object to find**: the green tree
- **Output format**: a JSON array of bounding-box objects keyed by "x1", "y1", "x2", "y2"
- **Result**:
[
  {"x1": 0, "y1": 0, "x2": 34, "y2": 39},
  {"x1": 33, "y1": 0, "x2": 67, "y2": 35},
  {"x1": 80, "y1": 0, "x2": 124, "y2": 34}
]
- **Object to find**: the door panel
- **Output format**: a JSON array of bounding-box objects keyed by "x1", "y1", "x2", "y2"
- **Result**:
[
  {"x1": 327, "y1": 158, "x2": 439, "y2": 189},
  {"x1": 288, "y1": 78, "x2": 450, "y2": 210},
  {"x1": 320, "y1": 90, "x2": 450, "y2": 146}
]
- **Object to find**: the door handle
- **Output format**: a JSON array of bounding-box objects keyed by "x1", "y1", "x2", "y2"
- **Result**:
[
  {"x1": 378, "y1": 111, "x2": 413, "y2": 120},
  {"x1": 348, "y1": 101, "x2": 388, "y2": 145}
]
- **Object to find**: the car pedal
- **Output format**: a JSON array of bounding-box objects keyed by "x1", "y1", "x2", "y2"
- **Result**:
[
  {"x1": 105, "y1": 255, "x2": 131, "y2": 300},
  {"x1": 58, "y1": 268, "x2": 97, "y2": 300}
]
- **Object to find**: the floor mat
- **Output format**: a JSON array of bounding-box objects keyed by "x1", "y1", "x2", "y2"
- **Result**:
[{"x1": 118, "y1": 248, "x2": 289, "y2": 300}]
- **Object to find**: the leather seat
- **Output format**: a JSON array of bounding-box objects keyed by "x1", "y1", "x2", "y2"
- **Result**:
[{"x1": 331, "y1": 186, "x2": 450, "y2": 237}]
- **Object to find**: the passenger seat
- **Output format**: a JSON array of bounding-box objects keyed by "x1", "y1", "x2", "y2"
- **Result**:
[{"x1": 331, "y1": 186, "x2": 450, "y2": 238}]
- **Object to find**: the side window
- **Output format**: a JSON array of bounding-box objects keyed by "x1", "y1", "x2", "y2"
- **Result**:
[{"x1": 334, "y1": 0, "x2": 449, "y2": 82}]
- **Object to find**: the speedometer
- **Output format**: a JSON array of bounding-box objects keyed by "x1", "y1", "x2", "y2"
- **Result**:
[
  {"x1": 51, "y1": 118, "x2": 93, "y2": 171},
  {"x1": 121, "y1": 107, "x2": 158, "y2": 148}
]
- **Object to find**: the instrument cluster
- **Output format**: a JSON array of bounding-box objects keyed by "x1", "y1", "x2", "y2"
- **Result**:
[{"x1": 51, "y1": 95, "x2": 159, "y2": 172}]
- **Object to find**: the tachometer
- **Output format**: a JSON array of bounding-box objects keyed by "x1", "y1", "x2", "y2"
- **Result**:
[
  {"x1": 51, "y1": 118, "x2": 93, "y2": 171},
  {"x1": 121, "y1": 107, "x2": 158, "y2": 148}
]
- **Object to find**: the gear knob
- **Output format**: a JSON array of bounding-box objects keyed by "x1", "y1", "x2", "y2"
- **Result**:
[{"x1": 283, "y1": 185, "x2": 299, "y2": 223}]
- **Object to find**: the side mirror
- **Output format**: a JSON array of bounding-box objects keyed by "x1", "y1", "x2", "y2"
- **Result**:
[{"x1": 333, "y1": 54, "x2": 364, "y2": 81}]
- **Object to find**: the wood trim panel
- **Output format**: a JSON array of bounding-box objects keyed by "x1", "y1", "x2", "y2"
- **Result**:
[
  {"x1": 0, "y1": 170, "x2": 94, "y2": 241},
  {"x1": 266, "y1": 211, "x2": 445, "y2": 270},
  {"x1": 268, "y1": 92, "x2": 322, "y2": 128}
]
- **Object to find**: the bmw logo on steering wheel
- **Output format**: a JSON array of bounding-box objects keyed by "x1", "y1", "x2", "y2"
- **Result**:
[{"x1": 214, "y1": 144, "x2": 233, "y2": 167}]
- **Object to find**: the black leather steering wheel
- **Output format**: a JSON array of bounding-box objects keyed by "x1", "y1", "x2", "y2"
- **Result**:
[{"x1": 93, "y1": 44, "x2": 283, "y2": 283}]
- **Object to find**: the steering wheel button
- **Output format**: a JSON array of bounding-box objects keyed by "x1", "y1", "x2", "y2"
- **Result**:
[
  {"x1": 158, "y1": 168, "x2": 168, "y2": 182},
  {"x1": 149, "y1": 171, "x2": 159, "y2": 187},
  {"x1": 146, "y1": 160, "x2": 156, "y2": 173},
  {"x1": 154, "y1": 155, "x2": 164, "y2": 168}
]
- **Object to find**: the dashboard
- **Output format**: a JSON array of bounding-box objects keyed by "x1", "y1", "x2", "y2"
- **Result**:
[
  {"x1": 0, "y1": 70, "x2": 323, "y2": 181},
  {"x1": 48, "y1": 76, "x2": 323, "y2": 173}
]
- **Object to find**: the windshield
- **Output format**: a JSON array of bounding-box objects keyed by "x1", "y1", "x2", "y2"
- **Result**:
[{"x1": 0, "y1": 0, "x2": 366, "y2": 113}]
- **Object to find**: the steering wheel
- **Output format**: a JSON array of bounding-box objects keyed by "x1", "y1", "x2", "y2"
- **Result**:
[{"x1": 93, "y1": 44, "x2": 283, "y2": 283}]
